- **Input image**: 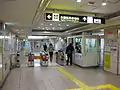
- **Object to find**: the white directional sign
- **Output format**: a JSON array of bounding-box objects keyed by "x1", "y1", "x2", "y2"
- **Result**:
[
  {"x1": 45, "y1": 13, "x2": 105, "y2": 24},
  {"x1": 53, "y1": 13, "x2": 59, "y2": 21},
  {"x1": 83, "y1": 17, "x2": 87, "y2": 21},
  {"x1": 94, "y1": 18, "x2": 101, "y2": 24},
  {"x1": 47, "y1": 15, "x2": 52, "y2": 19},
  {"x1": 45, "y1": 13, "x2": 52, "y2": 21},
  {"x1": 87, "y1": 16, "x2": 93, "y2": 23}
]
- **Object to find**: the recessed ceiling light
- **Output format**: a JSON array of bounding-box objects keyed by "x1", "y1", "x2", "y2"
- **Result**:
[
  {"x1": 43, "y1": 28, "x2": 45, "y2": 30},
  {"x1": 66, "y1": 24, "x2": 69, "y2": 26},
  {"x1": 102, "y1": 2, "x2": 107, "y2": 6},
  {"x1": 101, "y1": 29, "x2": 104, "y2": 31},
  {"x1": 60, "y1": 27, "x2": 62, "y2": 30},
  {"x1": 76, "y1": 0, "x2": 81, "y2": 3},
  {"x1": 53, "y1": 27, "x2": 55, "y2": 30},
  {"x1": 16, "y1": 29, "x2": 19, "y2": 31},
  {"x1": 41, "y1": 23, "x2": 43, "y2": 25},
  {"x1": 58, "y1": 24, "x2": 61, "y2": 26},
  {"x1": 50, "y1": 24, "x2": 52, "y2": 26}
]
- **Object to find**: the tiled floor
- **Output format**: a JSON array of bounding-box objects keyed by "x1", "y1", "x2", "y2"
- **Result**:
[
  {"x1": 2, "y1": 52, "x2": 120, "y2": 90},
  {"x1": 2, "y1": 67, "x2": 78, "y2": 90},
  {"x1": 64, "y1": 66, "x2": 120, "y2": 88}
]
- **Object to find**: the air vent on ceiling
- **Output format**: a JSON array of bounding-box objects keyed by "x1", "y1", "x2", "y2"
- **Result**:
[{"x1": 88, "y1": 1, "x2": 95, "y2": 5}]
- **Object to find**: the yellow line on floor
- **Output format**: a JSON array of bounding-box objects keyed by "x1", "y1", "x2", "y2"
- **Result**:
[
  {"x1": 56, "y1": 67, "x2": 89, "y2": 89},
  {"x1": 90, "y1": 84, "x2": 120, "y2": 90},
  {"x1": 67, "y1": 88, "x2": 84, "y2": 90},
  {"x1": 55, "y1": 67, "x2": 120, "y2": 90}
]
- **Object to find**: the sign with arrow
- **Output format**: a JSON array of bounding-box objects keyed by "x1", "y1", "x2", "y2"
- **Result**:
[
  {"x1": 45, "y1": 13, "x2": 52, "y2": 21},
  {"x1": 45, "y1": 13, "x2": 105, "y2": 24}
]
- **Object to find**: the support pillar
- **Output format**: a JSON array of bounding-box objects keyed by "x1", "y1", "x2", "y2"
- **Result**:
[{"x1": 104, "y1": 27, "x2": 120, "y2": 75}]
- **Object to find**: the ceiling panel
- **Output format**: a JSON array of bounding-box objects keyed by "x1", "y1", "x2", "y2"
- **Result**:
[
  {"x1": 33, "y1": 21, "x2": 82, "y2": 31},
  {"x1": 47, "y1": 0, "x2": 120, "y2": 14},
  {"x1": 0, "y1": 0, "x2": 40, "y2": 25},
  {"x1": 92, "y1": 1, "x2": 120, "y2": 14}
]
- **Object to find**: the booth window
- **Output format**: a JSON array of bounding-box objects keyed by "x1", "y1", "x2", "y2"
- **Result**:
[{"x1": 75, "y1": 38, "x2": 82, "y2": 53}]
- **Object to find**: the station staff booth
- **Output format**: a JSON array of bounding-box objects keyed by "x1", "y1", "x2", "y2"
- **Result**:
[{"x1": 67, "y1": 35, "x2": 100, "y2": 67}]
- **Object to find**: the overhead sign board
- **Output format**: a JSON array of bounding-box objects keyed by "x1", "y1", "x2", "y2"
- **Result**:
[
  {"x1": 53, "y1": 13, "x2": 59, "y2": 21},
  {"x1": 45, "y1": 13, "x2": 105, "y2": 24},
  {"x1": 45, "y1": 13, "x2": 52, "y2": 21},
  {"x1": 60, "y1": 14, "x2": 80, "y2": 22}
]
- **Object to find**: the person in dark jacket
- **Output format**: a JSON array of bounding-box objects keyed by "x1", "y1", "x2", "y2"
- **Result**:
[
  {"x1": 48, "y1": 43, "x2": 54, "y2": 62},
  {"x1": 66, "y1": 43, "x2": 74, "y2": 66},
  {"x1": 43, "y1": 43, "x2": 47, "y2": 51}
]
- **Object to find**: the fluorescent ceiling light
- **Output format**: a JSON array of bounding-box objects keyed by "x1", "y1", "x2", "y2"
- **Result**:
[
  {"x1": 0, "y1": 36, "x2": 10, "y2": 39},
  {"x1": 16, "y1": 29, "x2": 19, "y2": 31},
  {"x1": 67, "y1": 24, "x2": 69, "y2": 26},
  {"x1": 76, "y1": 0, "x2": 81, "y2": 3},
  {"x1": 50, "y1": 24, "x2": 52, "y2": 26},
  {"x1": 58, "y1": 24, "x2": 61, "y2": 26},
  {"x1": 44, "y1": 31, "x2": 51, "y2": 33},
  {"x1": 102, "y1": 2, "x2": 107, "y2": 6},
  {"x1": 53, "y1": 27, "x2": 55, "y2": 29},
  {"x1": 43, "y1": 28, "x2": 45, "y2": 30},
  {"x1": 28, "y1": 36, "x2": 49, "y2": 39},
  {"x1": 0, "y1": 64, "x2": 2, "y2": 68},
  {"x1": 101, "y1": 29, "x2": 104, "y2": 32},
  {"x1": 5, "y1": 22, "x2": 16, "y2": 25},
  {"x1": 41, "y1": 23, "x2": 43, "y2": 25}
]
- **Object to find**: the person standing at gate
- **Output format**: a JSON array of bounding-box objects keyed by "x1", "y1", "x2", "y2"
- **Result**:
[
  {"x1": 48, "y1": 43, "x2": 54, "y2": 62},
  {"x1": 66, "y1": 43, "x2": 74, "y2": 66}
]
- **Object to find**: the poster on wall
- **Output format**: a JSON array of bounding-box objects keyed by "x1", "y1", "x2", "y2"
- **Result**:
[
  {"x1": 104, "y1": 53, "x2": 111, "y2": 69},
  {"x1": 107, "y1": 32, "x2": 114, "y2": 39}
]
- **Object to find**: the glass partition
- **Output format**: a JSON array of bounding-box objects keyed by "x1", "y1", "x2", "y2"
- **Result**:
[
  {"x1": 75, "y1": 37, "x2": 82, "y2": 53},
  {"x1": 0, "y1": 30, "x2": 3, "y2": 84},
  {"x1": 85, "y1": 38, "x2": 98, "y2": 53}
]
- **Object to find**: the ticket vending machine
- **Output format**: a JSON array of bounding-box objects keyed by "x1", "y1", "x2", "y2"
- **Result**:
[{"x1": 67, "y1": 35, "x2": 99, "y2": 67}]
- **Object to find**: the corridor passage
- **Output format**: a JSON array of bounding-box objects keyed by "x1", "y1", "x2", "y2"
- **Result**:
[
  {"x1": 1, "y1": 65, "x2": 120, "y2": 90},
  {"x1": 1, "y1": 67, "x2": 78, "y2": 90}
]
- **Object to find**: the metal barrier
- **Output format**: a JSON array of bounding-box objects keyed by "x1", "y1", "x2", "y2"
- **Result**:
[{"x1": 10, "y1": 54, "x2": 16, "y2": 69}]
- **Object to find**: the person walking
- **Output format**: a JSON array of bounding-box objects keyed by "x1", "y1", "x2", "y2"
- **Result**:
[
  {"x1": 48, "y1": 43, "x2": 54, "y2": 62},
  {"x1": 66, "y1": 43, "x2": 74, "y2": 66},
  {"x1": 43, "y1": 43, "x2": 47, "y2": 52}
]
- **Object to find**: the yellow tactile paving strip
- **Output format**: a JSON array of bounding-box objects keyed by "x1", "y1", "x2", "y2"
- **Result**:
[{"x1": 55, "y1": 67, "x2": 120, "y2": 90}]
